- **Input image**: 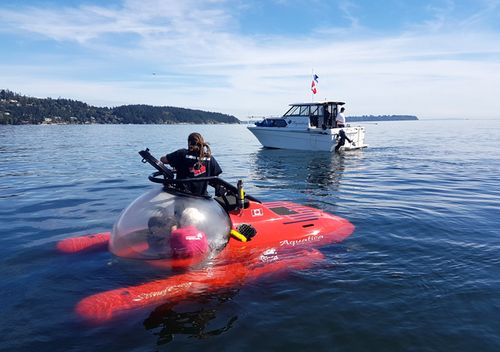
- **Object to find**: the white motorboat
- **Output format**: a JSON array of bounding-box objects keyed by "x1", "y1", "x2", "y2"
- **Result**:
[{"x1": 247, "y1": 101, "x2": 367, "y2": 152}]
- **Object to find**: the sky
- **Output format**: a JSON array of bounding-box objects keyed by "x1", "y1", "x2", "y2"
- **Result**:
[{"x1": 1, "y1": 0, "x2": 500, "y2": 119}]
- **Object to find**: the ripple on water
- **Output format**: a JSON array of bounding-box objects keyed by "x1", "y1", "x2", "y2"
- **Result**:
[{"x1": 2, "y1": 122, "x2": 500, "y2": 351}]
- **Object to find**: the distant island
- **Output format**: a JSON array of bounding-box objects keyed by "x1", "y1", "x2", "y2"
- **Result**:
[
  {"x1": 348, "y1": 115, "x2": 418, "y2": 122},
  {"x1": 0, "y1": 89, "x2": 240, "y2": 125}
]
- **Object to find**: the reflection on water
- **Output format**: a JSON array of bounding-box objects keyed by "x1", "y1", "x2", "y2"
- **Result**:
[
  {"x1": 248, "y1": 149, "x2": 346, "y2": 195},
  {"x1": 246, "y1": 148, "x2": 373, "y2": 213},
  {"x1": 304, "y1": 153, "x2": 345, "y2": 190},
  {"x1": 143, "y1": 289, "x2": 239, "y2": 345}
]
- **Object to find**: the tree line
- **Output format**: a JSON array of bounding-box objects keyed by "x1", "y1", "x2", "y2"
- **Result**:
[{"x1": 0, "y1": 90, "x2": 240, "y2": 125}]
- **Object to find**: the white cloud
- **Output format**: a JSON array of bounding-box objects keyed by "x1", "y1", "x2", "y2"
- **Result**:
[{"x1": 0, "y1": 0, "x2": 499, "y2": 119}]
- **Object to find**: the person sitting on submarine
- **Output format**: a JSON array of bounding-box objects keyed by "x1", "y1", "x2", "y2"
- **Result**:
[{"x1": 159, "y1": 132, "x2": 222, "y2": 196}]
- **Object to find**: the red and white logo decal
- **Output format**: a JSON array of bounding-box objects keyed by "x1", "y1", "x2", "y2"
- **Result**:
[{"x1": 251, "y1": 208, "x2": 263, "y2": 217}]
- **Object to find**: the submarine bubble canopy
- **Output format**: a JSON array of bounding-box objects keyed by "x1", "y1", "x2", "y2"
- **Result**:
[{"x1": 109, "y1": 187, "x2": 231, "y2": 260}]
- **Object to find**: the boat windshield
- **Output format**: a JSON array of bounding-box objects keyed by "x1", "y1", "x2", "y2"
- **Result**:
[
  {"x1": 285, "y1": 105, "x2": 307, "y2": 116},
  {"x1": 284, "y1": 105, "x2": 322, "y2": 117},
  {"x1": 255, "y1": 118, "x2": 287, "y2": 127}
]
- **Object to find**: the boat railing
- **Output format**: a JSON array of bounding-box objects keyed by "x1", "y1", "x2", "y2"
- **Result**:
[{"x1": 247, "y1": 115, "x2": 282, "y2": 120}]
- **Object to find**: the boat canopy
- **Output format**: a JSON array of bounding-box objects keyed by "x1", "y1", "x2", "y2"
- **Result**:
[
  {"x1": 283, "y1": 101, "x2": 343, "y2": 121},
  {"x1": 253, "y1": 100, "x2": 349, "y2": 131},
  {"x1": 288, "y1": 101, "x2": 345, "y2": 106}
]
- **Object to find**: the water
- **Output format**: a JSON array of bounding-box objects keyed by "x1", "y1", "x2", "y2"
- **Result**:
[{"x1": 1, "y1": 120, "x2": 500, "y2": 351}]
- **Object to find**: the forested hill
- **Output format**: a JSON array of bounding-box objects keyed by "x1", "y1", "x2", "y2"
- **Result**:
[{"x1": 0, "y1": 90, "x2": 240, "y2": 125}]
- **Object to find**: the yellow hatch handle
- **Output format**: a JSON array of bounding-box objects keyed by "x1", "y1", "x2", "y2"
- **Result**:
[{"x1": 230, "y1": 229, "x2": 247, "y2": 242}]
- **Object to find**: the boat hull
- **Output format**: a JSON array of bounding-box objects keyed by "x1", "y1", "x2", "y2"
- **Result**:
[{"x1": 247, "y1": 125, "x2": 367, "y2": 151}]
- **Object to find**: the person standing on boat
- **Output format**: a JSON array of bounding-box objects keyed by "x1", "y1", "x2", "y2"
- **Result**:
[
  {"x1": 335, "y1": 107, "x2": 347, "y2": 128},
  {"x1": 160, "y1": 132, "x2": 222, "y2": 196},
  {"x1": 322, "y1": 103, "x2": 329, "y2": 129}
]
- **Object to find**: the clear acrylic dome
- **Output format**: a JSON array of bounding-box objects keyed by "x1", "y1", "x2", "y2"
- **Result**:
[{"x1": 109, "y1": 187, "x2": 231, "y2": 260}]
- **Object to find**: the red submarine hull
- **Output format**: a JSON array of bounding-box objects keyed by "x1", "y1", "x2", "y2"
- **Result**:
[{"x1": 58, "y1": 200, "x2": 354, "y2": 323}]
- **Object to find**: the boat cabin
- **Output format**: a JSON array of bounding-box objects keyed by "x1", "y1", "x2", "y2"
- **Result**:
[{"x1": 255, "y1": 101, "x2": 345, "y2": 130}]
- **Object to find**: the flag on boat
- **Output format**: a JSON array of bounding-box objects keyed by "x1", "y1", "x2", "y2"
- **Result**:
[{"x1": 311, "y1": 74, "x2": 319, "y2": 94}]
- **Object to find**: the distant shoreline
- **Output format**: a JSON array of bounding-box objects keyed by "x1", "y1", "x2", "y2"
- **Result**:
[
  {"x1": 348, "y1": 115, "x2": 418, "y2": 122},
  {"x1": 0, "y1": 89, "x2": 240, "y2": 125},
  {"x1": 1, "y1": 89, "x2": 418, "y2": 125}
]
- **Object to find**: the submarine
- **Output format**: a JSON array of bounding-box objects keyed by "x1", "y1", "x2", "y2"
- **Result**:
[{"x1": 56, "y1": 149, "x2": 355, "y2": 323}]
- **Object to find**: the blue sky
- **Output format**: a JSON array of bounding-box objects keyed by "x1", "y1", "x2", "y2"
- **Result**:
[{"x1": 1, "y1": 0, "x2": 500, "y2": 119}]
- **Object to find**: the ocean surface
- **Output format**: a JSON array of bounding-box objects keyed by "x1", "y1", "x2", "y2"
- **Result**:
[{"x1": 1, "y1": 120, "x2": 499, "y2": 352}]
